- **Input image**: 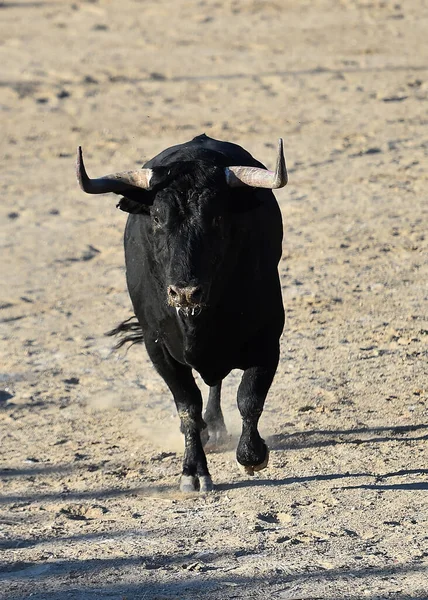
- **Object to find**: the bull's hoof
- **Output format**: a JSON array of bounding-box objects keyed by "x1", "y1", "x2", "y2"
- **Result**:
[
  {"x1": 199, "y1": 475, "x2": 214, "y2": 492},
  {"x1": 204, "y1": 427, "x2": 230, "y2": 451},
  {"x1": 201, "y1": 415, "x2": 228, "y2": 449},
  {"x1": 237, "y1": 446, "x2": 269, "y2": 477},
  {"x1": 180, "y1": 475, "x2": 197, "y2": 492},
  {"x1": 179, "y1": 474, "x2": 214, "y2": 493}
]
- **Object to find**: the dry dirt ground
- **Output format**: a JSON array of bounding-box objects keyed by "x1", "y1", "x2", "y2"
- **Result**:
[{"x1": 1, "y1": 1, "x2": 428, "y2": 599}]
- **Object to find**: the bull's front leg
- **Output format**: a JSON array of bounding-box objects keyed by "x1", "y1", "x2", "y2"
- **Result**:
[
  {"x1": 145, "y1": 339, "x2": 213, "y2": 492},
  {"x1": 236, "y1": 358, "x2": 278, "y2": 475}
]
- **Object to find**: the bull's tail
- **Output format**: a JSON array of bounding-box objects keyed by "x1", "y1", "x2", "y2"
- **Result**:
[{"x1": 106, "y1": 315, "x2": 144, "y2": 349}]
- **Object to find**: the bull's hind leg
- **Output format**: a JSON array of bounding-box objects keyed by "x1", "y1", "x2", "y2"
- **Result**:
[
  {"x1": 203, "y1": 382, "x2": 228, "y2": 447},
  {"x1": 236, "y1": 348, "x2": 279, "y2": 475},
  {"x1": 145, "y1": 338, "x2": 213, "y2": 492}
]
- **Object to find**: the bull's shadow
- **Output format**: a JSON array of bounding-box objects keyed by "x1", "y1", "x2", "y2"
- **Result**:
[
  {"x1": 217, "y1": 466, "x2": 428, "y2": 492},
  {"x1": 218, "y1": 423, "x2": 428, "y2": 491},
  {"x1": 267, "y1": 423, "x2": 428, "y2": 451}
]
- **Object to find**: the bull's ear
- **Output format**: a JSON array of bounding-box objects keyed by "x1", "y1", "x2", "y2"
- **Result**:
[
  {"x1": 116, "y1": 187, "x2": 155, "y2": 213},
  {"x1": 116, "y1": 195, "x2": 152, "y2": 214}
]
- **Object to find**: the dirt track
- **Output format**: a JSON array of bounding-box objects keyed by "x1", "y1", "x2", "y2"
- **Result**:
[{"x1": 1, "y1": 1, "x2": 428, "y2": 599}]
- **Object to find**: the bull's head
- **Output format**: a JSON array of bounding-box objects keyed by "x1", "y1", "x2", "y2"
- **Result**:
[{"x1": 76, "y1": 140, "x2": 287, "y2": 314}]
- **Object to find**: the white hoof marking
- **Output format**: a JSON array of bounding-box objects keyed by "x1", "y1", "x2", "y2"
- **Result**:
[
  {"x1": 253, "y1": 448, "x2": 269, "y2": 472},
  {"x1": 199, "y1": 475, "x2": 214, "y2": 492},
  {"x1": 180, "y1": 475, "x2": 197, "y2": 492},
  {"x1": 237, "y1": 448, "x2": 269, "y2": 476}
]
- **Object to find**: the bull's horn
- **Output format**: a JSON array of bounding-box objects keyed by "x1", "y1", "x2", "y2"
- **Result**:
[
  {"x1": 76, "y1": 147, "x2": 153, "y2": 194},
  {"x1": 225, "y1": 138, "x2": 288, "y2": 189}
]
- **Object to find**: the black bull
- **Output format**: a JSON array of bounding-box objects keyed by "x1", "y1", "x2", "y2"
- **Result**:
[{"x1": 77, "y1": 134, "x2": 288, "y2": 492}]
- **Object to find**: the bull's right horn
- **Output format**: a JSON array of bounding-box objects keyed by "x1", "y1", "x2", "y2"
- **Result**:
[
  {"x1": 225, "y1": 138, "x2": 288, "y2": 189},
  {"x1": 77, "y1": 147, "x2": 153, "y2": 194}
]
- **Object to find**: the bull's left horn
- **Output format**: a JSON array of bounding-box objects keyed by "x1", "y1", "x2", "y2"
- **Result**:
[
  {"x1": 77, "y1": 147, "x2": 153, "y2": 194},
  {"x1": 225, "y1": 138, "x2": 288, "y2": 189}
]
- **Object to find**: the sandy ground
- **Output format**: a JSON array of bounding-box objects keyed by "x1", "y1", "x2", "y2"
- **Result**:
[{"x1": 1, "y1": 0, "x2": 428, "y2": 598}]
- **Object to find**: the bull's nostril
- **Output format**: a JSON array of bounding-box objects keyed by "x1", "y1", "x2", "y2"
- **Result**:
[
  {"x1": 168, "y1": 285, "x2": 188, "y2": 306},
  {"x1": 188, "y1": 286, "x2": 203, "y2": 303}
]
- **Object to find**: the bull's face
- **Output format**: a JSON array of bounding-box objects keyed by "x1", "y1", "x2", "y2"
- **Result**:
[{"x1": 149, "y1": 172, "x2": 233, "y2": 315}]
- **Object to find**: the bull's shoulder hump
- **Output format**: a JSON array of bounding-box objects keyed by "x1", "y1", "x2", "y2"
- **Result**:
[{"x1": 143, "y1": 134, "x2": 264, "y2": 169}]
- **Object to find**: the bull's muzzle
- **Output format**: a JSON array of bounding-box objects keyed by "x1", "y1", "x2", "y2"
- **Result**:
[{"x1": 167, "y1": 285, "x2": 204, "y2": 308}]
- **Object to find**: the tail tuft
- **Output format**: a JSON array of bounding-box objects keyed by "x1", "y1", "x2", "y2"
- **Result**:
[{"x1": 106, "y1": 315, "x2": 144, "y2": 349}]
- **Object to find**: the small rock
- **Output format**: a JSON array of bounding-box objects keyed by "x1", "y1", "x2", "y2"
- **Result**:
[
  {"x1": 364, "y1": 147, "x2": 382, "y2": 154},
  {"x1": 382, "y1": 95, "x2": 408, "y2": 102},
  {"x1": 83, "y1": 75, "x2": 99, "y2": 85},
  {"x1": 277, "y1": 512, "x2": 293, "y2": 524}
]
